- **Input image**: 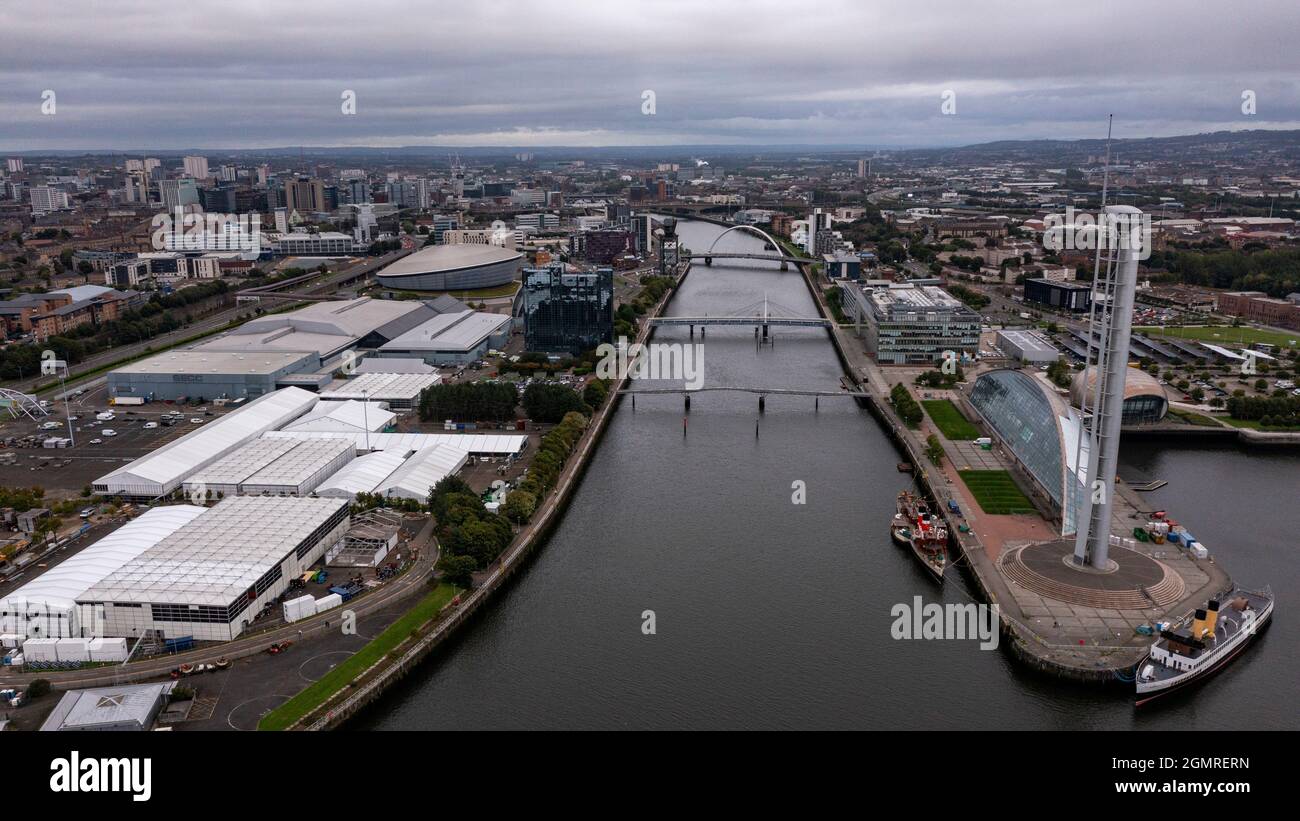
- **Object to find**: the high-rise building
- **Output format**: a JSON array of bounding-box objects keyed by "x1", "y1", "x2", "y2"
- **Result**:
[
  {"x1": 219, "y1": 164, "x2": 238, "y2": 182},
  {"x1": 29, "y1": 186, "x2": 70, "y2": 215},
  {"x1": 159, "y1": 178, "x2": 199, "y2": 210},
  {"x1": 183, "y1": 156, "x2": 209, "y2": 179},
  {"x1": 805, "y1": 208, "x2": 831, "y2": 255},
  {"x1": 6, "y1": 158, "x2": 24, "y2": 173},
  {"x1": 856, "y1": 158, "x2": 869, "y2": 178},
  {"x1": 284, "y1": 177, "x2": 326, "y2": 213},
  {"x1": 520, "y1": 264, "x2": 614, "y2": 355}
]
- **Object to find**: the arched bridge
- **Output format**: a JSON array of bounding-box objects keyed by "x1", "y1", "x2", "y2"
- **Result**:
[{"x1": 683, "y1": 224, "x2": 809, "y2": 269}]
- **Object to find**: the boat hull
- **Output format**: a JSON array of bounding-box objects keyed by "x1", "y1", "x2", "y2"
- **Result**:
[{"x1": 1135, "y1": 602, "x2": 1272, "y2": 707}]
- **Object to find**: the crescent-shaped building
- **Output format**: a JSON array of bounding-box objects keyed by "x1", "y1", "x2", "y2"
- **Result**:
[{"x1": 375, "y1": 244, "x2": 523, "y2": 291}]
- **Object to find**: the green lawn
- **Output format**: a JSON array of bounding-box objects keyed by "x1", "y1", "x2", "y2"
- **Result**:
[
  {"x1": 1220, "y1": 417, "x2": 1300, "y2": 432},
  {"x1": 1137, "y1": 325, "x2": 1300, "y2": 349},
  {"x1": 922, "y1": 400, "x2": 981, "y2": 440},
  {"x1": 258, "y1": 582, "x2": 460, "y2": 731},
  {"x1": 1167, "y1": 407, "x2": 1223, "y2": 427},
  {"x1": 958, "y1": 470, "x2": 1036, "y2": 515}
]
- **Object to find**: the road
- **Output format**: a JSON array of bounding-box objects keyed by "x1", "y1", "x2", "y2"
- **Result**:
[{"x1": 3, "y1": 251, "x2": 407, "y2": 395}]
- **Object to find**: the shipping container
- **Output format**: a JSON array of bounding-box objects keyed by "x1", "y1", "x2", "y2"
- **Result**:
[
  {"x1": 56, "y1": 637, "x2": 91, "y2": 663},
  {"x1": 314, "y1": 592, "x2": 343, "y2": 612},
  {"x1": 87, "y1": 637, "x2": 129, "y2": 663}
]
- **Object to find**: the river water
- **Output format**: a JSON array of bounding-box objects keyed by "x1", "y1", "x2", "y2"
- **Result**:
[{"x1": 358, "y1": 220, "x2": 1298, "y2": 730}]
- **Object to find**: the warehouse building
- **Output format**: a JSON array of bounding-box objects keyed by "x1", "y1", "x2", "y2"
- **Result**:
[
  {"x1": 41, "y1": 682, "x2": 174, "y2": 732},
  {"x1": 375, "y1": 309, "x2": 511, "y2": 366},
  {"x1": 264, "y1": 429, "x2": 527, "y2": 457},
  {"x1": 77, "y1": 496, "x2": 350, "y2": 642},
  {"x1": 375, "y1": 244, "x2": 523, "y2": 291},
  {"x1": 183, "y1": 437, "x2": 355, "y2": 498},
  {"x1": 93, "y1": 387, "x2": 319, "y2": 499},
  {"x1": 0, "y1": 506, "x2": 205, "y2": 639},
  {"x1": 107, "y1": 350, "x2": 319, "y2": 402},
  {"x1": 281, "y1": 399, "x2": 395, "y2": 434},
  {"x1": 320, "y1": 371, "x2": 442, "y2": 410},
  {"x1": 326, "y1": 509, "x2": 404, "y2": 567},
  {"x1": 996, "y1": 329, "x2": 1061, "y2": 364},
  {"x1": 374, "y1": 444, "x2": 469, "y2": 501},
  {"x1": 315, "y1": 450, "x2": 411, "y2": 500}
]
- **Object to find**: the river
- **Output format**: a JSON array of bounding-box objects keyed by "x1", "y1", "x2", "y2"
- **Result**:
[{"x1": 357, "y1": 219, "x2": 1298, "y2": 730}]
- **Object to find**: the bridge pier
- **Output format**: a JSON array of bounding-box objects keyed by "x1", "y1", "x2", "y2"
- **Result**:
[
  {"x1": 689, "y1": 325, "x2": 694, "y2": 338},
  {"x1": 758, "y1": 395, "x2": 766, "y2": 414},
  {"x1": 704, "y1": 257, "x2": 712, "y2": 266},
  {"x1": 684, "y1": 394, "x2": 691, "y2": 413},
  {"x1": 780, "y1": 261, "x2": 789, "y2": 271}
]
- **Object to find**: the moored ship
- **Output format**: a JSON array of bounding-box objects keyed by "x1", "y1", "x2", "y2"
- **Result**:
[
  {"x1": 892, "y1": 491, "x2": 948, "y2": 583},
  {"x1": 1135, "y1": 585, "x2": 1273, "y2": 706}
]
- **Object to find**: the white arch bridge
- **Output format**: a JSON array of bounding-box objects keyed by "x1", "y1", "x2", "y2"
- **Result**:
[{"x1": 683, "y1": 224, "x2": 808, "y2": 269}]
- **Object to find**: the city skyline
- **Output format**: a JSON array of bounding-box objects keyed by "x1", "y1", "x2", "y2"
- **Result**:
[{"x1": 2, "y1": 0, "x2": 1299, "y2": 151}]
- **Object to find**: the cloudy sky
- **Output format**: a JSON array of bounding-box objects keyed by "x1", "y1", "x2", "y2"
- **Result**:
[{"x1": 2, "y1": 0, "x2": 1298, "y2": 151}]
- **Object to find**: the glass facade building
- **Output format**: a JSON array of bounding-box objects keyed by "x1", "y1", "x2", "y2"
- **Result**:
[
  {"x1": 520, "y1": 265, "x2": 614, "y2": 355},
  {"x1": 968, "y1": 369, "x2": 1086, "y2": 536}
]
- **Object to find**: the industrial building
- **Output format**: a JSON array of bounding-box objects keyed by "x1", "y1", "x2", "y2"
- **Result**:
[
  {"x1": 107, "y1": 350, "x2": 319, "y2": 402},
  {"x1": 518, "y1": 264, "x2": 614, "y2": 355},
  {"x1": 315, "y1": 450, "x2": 411, "y2": 500},
  {"x1": 264, "y1": 429, "x2": 527, "y2": 457},
  {"x1": 839, "y1": 281, "x2": 981, "y2": 365},
  {"x1": 375, "y1": 308, "x2": 511, "y2": 365},
  {"x1": 1024, "y1": 278, "x2": 1093, "y2": 312},
  {"x1": 0, "y1": 506, "x2": 206, "y2": 639},
  {"x1": 319, "y1": 371, "x2": 442, "y2": 410},
  {"x1": 182, "y1": 437, "x2": 355, "y2": 498},
  {"x1": 281, "y1": 400, "x2": 396, "y2": 434},
  {"x1": 374, "y1": 243, "x2": 523, "y2": 291},
  {"x1": 996, "y1": 329, "x2": 1060, "y2": 364},
  {"x1": 108, "y1": 297, "x2": 449, "y2": 402},
  {"x1": 373, "y1": 444, "x2": 469, "y2": 501},
  {"x1": 78, "y1": 496, "x2": 350, "y2": 642},
  {"x1": 41, "y1": 682, "x2": 175, "y2": 731},
  {"x1": 326, "y1": 509, "x2": 404, "y2": 567},
  {"x1": 93, "y1": 387, "x2": 319, "y2": 498}
]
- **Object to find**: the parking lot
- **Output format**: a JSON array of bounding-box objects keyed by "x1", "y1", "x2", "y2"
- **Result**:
[{"x1": 0, "y1": 385, "x2": 240, "y2": 497}]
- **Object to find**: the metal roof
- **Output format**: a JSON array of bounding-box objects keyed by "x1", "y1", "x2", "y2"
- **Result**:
[
  {"x1": 320, "y1": 372, "x2": 441, "y2": 402},
  {"x1": 263, "y1": 429, "x2": 527, "y2": 455},
  {"x1": 41, "y1": 682, "x2": 173, "y2": 731},
  {"x1": 375, "y1": 444, "x2": 469, "y2": 501},
  {"x1": 378, "y1": 244, "x2": 521, "y2": 277},
  {"x1": 316, "y1": 450, "x2": 411, "y2": 498},
  {"x1": 79, "y1": 496, "x2": 349, "y2": 607},
  {"x1": 94, "y1": 387, "x2": 320, "y2": 495},
  {"x1": 282, "y1": 399, "x2": 395, "y2": 433},
  {"x1": 0, "y1": 506, "x2": 204, "y2": 618},
  {"x1": 380, "y1": 310, "x2": 510, "y2": 353}
]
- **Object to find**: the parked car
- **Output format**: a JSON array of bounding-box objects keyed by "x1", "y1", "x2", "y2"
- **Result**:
[
  {"x1": 101, "y1": 429, "x2": 117, "y2": 437},
  {"x1": 89, "y1": 438, "x2": 103, "y2": 445},
  {"x1": 189, "y1": 418, "x2": 203, "y2": 424},
  {"x1": 143, "y1": 421, "x2": 159, "y2": 429}
]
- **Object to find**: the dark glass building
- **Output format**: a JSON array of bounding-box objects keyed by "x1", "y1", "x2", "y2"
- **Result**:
[
  {"x1": 1024, "y1": 278, "x2": 1092, "y2": 312},
  {"x1": 519, "y1": 264, "x2": 613, "y2": 355}
]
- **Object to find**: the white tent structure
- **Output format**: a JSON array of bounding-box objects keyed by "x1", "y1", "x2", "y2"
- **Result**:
[
  {"x1": 375, "y1": 444, "x2": 469, "y2": 501},
  {"x1": 281, "y1": 399, "x2": 395, "y2": 434},
  {"x1": 93, "y1": 387, "x2": 319, "y2": 498},
  {"x1": 183, "y1": 437, "x2": 354, "y2": 497},
  {"x1": 320, "y1": 372, "x2": 441, "y2": 409},
  {"x1": 315, "y1": 450, "x2": 410, "y2": 500},
  {"x1": 0, "y1": 505, "x2": 204, "y2": 639},
  {"x1": 264, "y1": 430, "x2": 527, "y2": 457}
]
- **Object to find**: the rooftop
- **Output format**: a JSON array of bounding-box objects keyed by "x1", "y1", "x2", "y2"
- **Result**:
[{"x1": 378, "y1": 244, "x2": 522, "y2": 278}]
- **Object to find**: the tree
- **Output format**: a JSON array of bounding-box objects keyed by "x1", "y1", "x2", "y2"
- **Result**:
[
  {"x1": 924, "y1": 434, "x2": 945, "y2": 466},
  {"x1": 437, "y1": 554, "x2": 477, "y2": 588},
  {"x1": 429, "y1": 475, "x2": 476, "y2": 521},
  {"x1": 500, "y1": 490, "x2": 537, "y2": 525},
  {"x1": 27, "y1": 678, "x2": 51, "y2": 698},
  {"x1": 522, "y1": 383, "x2": 587, "y2": 423}
]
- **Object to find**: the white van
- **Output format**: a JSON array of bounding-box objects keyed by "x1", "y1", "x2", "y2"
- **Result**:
[
  {"x1": 96, "y1": 411, "x2": 115, "y2": 421},
  {"x1": 101, "y1": 429, "x2": 117, "y2": 437}
]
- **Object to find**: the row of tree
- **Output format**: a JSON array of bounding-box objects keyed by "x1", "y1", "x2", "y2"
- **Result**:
[
  {"x1": 417, "y1": 382, "x2": 519, "y2": 422},
  {"x1": 1225, "y1": 394, "x2": 1300, "y2": 425},
  {"x1": 890, "y1": 383, "x2": 923, "y2": 428}
]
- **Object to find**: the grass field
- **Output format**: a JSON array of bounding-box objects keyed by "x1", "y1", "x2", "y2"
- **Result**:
[
  {"x1": 1137, "y1": 325, "x2": 1300, "y2": 349},
  {"x1": 1220, "y1": 417, "x2": 1300, "y2": 432},
  {"x1": 258, "y1": 582, "x2": 459, "y2": 731},
  {"x1": 1167, "y1": 407, "x2": 1224, "y2": 427},
  {"x1": 958, "y1": 470, "x2": 1036, "y2": 515},
  {"x1": 922, "y1": 400, "x2": 981, "y2": 440}
]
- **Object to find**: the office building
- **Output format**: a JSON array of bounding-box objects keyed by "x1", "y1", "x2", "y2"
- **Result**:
[
  {"x1": 29, "y1": 186, "x2": 70, "y2": 215},
  {"x1": 182, "y1": 155, "x2": 209, "y2": 179},
  {"x1": 1024, "y1": 278, "x2": 1092, "y2": 312},
  {"x1": 839, "y1": 282, "x2": 981, "y2": 364},
  {"x1": 519, "y1": 264, "x2": 613, "y2": 355}
]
